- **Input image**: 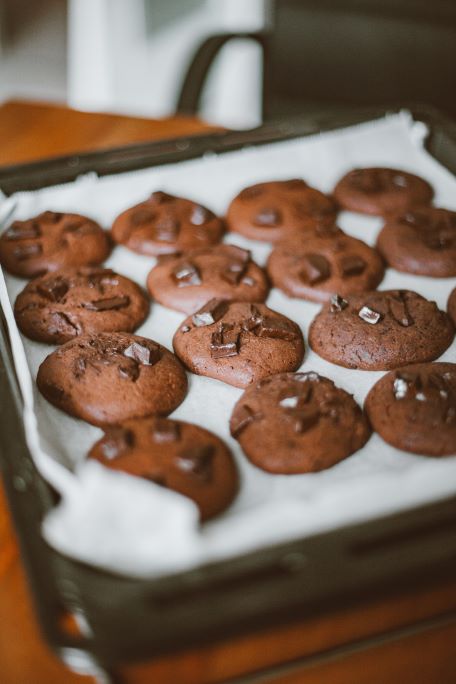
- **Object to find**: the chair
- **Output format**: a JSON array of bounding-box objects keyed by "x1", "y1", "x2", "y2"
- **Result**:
[{"x1": 176, "y1": 0, "x2": 456, "y2": 122}]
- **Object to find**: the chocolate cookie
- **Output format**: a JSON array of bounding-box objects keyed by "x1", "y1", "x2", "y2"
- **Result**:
[
  {"x1": 365, "y1": 363, "x2": 456, "y2": 456},
  {"x1": 309, "y1": 290, "x2": 454, "y2": 370},
  {"x1": 333, "y1": 168, "x2": 433, "y2": 216},
  {"x1": 172, "y1": 300, "x2": 304, "y2": 388},
  {"x1": 226, "y1": 179, "x2": 338, "y2": 242},
  {"x1": 230, "y1": 372, "x2": 370, "y2": 473},
  {"x1": 147, "y1": 244, "x2": 269, "y2": 314},
  {"x1": 111, "y1": 191, "x2": 224, "y2": 256},
  {"x1": 448, "y1": 287, "x2": 456, "y2": 325},
  {"x1": 88, "y1": 417, "x2": 238, "y2": 520},
  {"x1": 0, "y1": 211, "x2": 110, "y2": 278},
  {"x1": 376, "y1": 207, "x2": 456, "y2": 277},
  {"x1": 15, "y1": 267, "x2": 149, "y2": 344},
  {"x1": 37, "y1": 333, "x2": 187, "y2": 426},
  {"x1": 267, "y1": 232, "x2": 384, "y2": 303}
]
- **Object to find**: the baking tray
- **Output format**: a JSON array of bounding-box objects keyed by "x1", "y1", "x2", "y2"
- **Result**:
[{"x1": 1, "y1": 105, "x2": 456, "y2": 678}]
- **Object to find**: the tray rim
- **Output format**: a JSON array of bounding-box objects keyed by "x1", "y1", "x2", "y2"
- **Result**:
[{"x1": 1, "y1": 103, "x2": 456, "y2": 672}]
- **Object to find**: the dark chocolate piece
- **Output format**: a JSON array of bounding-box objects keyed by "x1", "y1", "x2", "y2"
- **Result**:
[
  {"x1": 172, "y1": 261, "x2": 201, "y2": 287},
  {"x1": 192, "y1": 298, "x2": 229, "y2": 327},
  {"x1": 254, "y1": 208, "x2": 282, "y2": 227},
  {"x1": 340, "y1": 254, "x2": 366, "y2": 277},
  {"x1": 151, "y1": 419, "x2": 181, "y2": 443},
  {"x1": 176, "y1": 445, "x2": 215, "y2": 482},
  {"x1": 101, "y1": 427, "x2": 134, "y2": 459},
  {"x1": 124, "y1": 341, "x2": 160, "y2": 366},
  {"x1": 330, "y1": 294, "x2": 348, "y2": 312},
  {"x1": 299, "y1": 253, "x2": 331, "y2": 284},
  {"x1": 82, "y1": 296, "x2": 130, "y2": 311},
  {"x1": 210, "y1": 323, "x2": 240, "y2": 359},
  {"x1": 37, "y1": 278, "x2": 69, "y2": 302}
]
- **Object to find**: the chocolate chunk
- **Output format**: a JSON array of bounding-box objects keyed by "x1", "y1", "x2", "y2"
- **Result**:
[
  {"x1": 172, "y1": 261, "x2": 201, "y2": 287},
  {"x1": 299, "y1": 253, "x2": 331, "y2": 284},
  {"x1": 393, "y1": 376, "x2": 408, "y2": 399},
  {"x1": 150, "y1": 191, "x2": 174, "y2": 204},
  {"x1": 210, "y1": 324, "x2": 240, "y2": 359},
  {"x1": 83, "y1": 296, "x2": 130, "y2": 311},
  {"x1": 222, "y1": 260, "x2": 247, "y2": 285},
  {"x1": 130, "y1": 208, "x2": 156, "y2": 227},
  {"x1": 42, "y1": 382, "x2": 65, "y2": 403},
  {"x1": 230, "y1": 404, "x2": 262, "y2": 437},
  {"x1": 41, "y1": 211, "x2": 63, "y2": 223},
  {"x1": 388, "y1": 294, "x2": 414, "y2": 327},
  {"x1": 224, "y1": 245, "x2": 250, "y2": 263},
  {"x1": 118, "y1": 360, "x2": 140, "y2": 381},
  {"x1": 143, "y1": 473, "x2": 167, "y2": 487},
  {"x1": 330, "y1": 294, "x2": 348, "y2": 312},
  {"x1": 239, "y1": 185, "x2": 264, "y2": 200},
  {"x1": 176, "y1": 445, "x2": 215, "y2": 482},
  {"x1": 151, "y1": 419, "x2": 180, "y2": 443},
  {"x1": 241, "y1": 304, "x2": 263, "y2": 332},
  {"x1": 190, "y1": 205, "x2": 209, "y2": 226},
  {"x1": 192, "y1": 298, "x2": 229, "y2": 327},
  {"x1": 37, "y1": 278, "x2": 69, "y2": 302},
  {"x1": 294, "y1": 405, "x2": 320, "y2": 433},
  {"x1": 284, "y1": 178, "x2": 307, "y2": 190},
  {"x1": 5, "y1": 222, "x2": 41, "y2": 240},
  {"x1": 73, "y1": 357, "x2": 87, "y2": 379},
  {"x1": 392, "y1": 174, "x2": 408, "y2": 188},
  {"x1": 48, "y1": 312, "x2": 79, "y2": 336},
  {"x1": 155, "y1": 215, "x2": 180, "y2": 241},
  {"x1": 296, "y1": 371, "x2": 320, "y2": 383},
  {"x1": 101, "y1": 427, "x2": 134, "y2": 459},
  {"x1": 253, "y1": 316, "x2": 299, "y2": 341},
  {"x1": 254, "y1": 207, "x2": 282, "y2": 227},
  {"x1": 358, "y1": 306, "x2": 382, "y2": 324},
  {"x1": 124, "y1": 341, "x2": 160, "y2": 366},
  {"x1": 13, "y1": 243, "x2": 42, "y2": 260},
  {"x1": 340, "y1": 254, "x2": 366, "y2": 277}
]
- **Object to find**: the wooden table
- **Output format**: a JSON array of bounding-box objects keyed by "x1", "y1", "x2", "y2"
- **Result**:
[{"x1": 1, "y1": 100, "x2": 456, "y2": 684}]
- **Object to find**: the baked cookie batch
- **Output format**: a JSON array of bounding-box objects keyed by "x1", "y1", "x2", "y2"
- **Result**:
[{"x1": 2, "y1": 167, "x2": 455, "y2": 521}]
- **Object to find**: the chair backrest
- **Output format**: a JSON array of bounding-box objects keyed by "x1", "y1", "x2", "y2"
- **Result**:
[{"x1": 264, "y1": 0, "x2": 456, "y2": 119}]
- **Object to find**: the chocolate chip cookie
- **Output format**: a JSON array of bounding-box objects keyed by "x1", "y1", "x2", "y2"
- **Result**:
[
  {"x1": 365, "y1": 363, "x2": 456, "y2": 456},
  {"x1": 230, "y1": 372, "x2": 370, "y2": 473},
  {"x1": 37, "y1": 333, "x2": 187, "y2": 426},
  {"x1": 147, "y1": 243, "x2": 269, "y2": 313},
  {"x1": 377, "y1": 207, "x2": 456, "y2": 277},
  {"x1": 267, "y1": 232, "x2": 384, "y2": 302},
  {"x1": 226, "y1": 179, "x2": 338, "y2": 242},
  {"x1": 111, "y1": 191, "x2": 224, "y2": 256},
  {"x1": 0, "y1": 211, "x2": 110, "y2": 278},
  {"x1": 88, "y1": 417, "x2": 239, "y2": 520},
  {"x1": 333, "y1": 167, "x2": 433, "y2": 216},
  {"x1": 173, "y1": 300, "x2": 305, "y2": 388},
  {"x1": 309, "y1": 290, "x2": 454, "y2": 370},
  {"x1": 15, "y1": 267, "x2": 149, "y2": 344}
]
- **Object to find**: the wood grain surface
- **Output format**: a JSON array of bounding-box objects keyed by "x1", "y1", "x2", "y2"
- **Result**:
[{"x1": 0, "y1": 100, "x2": 455, "y2": 684}]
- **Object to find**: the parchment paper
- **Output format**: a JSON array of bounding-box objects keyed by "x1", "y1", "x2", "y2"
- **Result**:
[{"x1": 1, "y1": 111, "x2": 455, "y2": 578}]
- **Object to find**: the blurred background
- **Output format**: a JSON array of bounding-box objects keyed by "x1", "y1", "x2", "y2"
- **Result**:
[
  {"x1": 0, "y1": 0, "x2": 267, "y2": 129},
  {"x1": 0, "y1": 0, "x2": 455, "y2": 130}
]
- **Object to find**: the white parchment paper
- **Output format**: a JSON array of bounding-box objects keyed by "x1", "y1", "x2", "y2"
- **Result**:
[{"x1": 1, "y1": 112, "x2": 455, "y2": 578}]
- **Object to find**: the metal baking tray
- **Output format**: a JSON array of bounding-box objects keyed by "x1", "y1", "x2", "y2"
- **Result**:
[{"x1": 1, "y1": 105, "x2": 456, "y2": 678}]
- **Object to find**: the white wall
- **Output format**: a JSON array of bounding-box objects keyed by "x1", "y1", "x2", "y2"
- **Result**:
[{"x1": 68, "y1": 0, "x2": 269, "y2": 128}]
